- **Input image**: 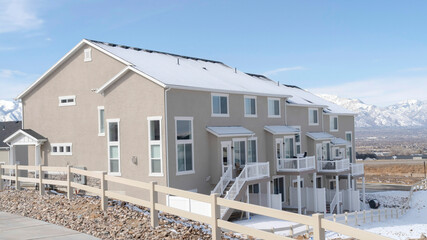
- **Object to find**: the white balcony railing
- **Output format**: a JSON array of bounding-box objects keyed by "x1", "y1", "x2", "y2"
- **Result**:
[
  {"x1": 317, "y1": 159, "x2": 350, "y2": 173},
  {"x1": 211, "y1": 165, "x2": 232, "y2": 195},
  {"x1": 351, "y1": 163, "x2": 364, "y2": 176},
  {"x1": 277, "y1": 156, "x2": 316, "y2": 172}
]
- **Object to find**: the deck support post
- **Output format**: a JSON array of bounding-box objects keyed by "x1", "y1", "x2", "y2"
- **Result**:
[
  {"x1": 267, "y1": 180, "x2": 271, "y2": 208},
  {"x1": 347, "y1": 173, "x2": 352, "y2": 212},
  {"x1": 362, "y1": 176, "x2": 366, "y2": 210},
  {"x1": 297, "y1": 175, "x2": 302, "y2": 214},
  {"x1": 313, "y1": 172, "x2": 318, "y2": 212},
  {"x1": 336, "y1": 175, "x2": 340, "y2": 214}
]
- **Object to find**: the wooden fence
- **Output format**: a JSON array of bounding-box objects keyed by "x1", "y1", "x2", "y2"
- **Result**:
[
  {"x1": 324, "y1": 178, "x2": 427, "y2": 226},
  {"x1": 0, "y1": 164, "x2": 391, "y2": 240}
]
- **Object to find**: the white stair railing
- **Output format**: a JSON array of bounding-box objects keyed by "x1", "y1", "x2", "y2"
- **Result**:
[
  {"x1": 220, "y1": 162, "x2": 270, "y2": 217},
  {"x1": 211, "y1": 165, "x2": 232, "y2": 195}
]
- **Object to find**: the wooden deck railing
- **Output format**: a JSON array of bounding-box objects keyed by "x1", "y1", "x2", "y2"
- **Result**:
[{"x1": 0, "y1": 164, "x2": 391, "y2": 240}]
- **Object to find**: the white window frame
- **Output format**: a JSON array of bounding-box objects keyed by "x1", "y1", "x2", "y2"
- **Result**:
[
  {"x1": 273, "y1": 176, "x2": 286, "y2": 203},
  {"x1": 148, "y1": 116, "x2": 163, "y2": 176},
  {"x1": 283, "y1": 135, "x2": 296, "y2": 158},
  {"x1": 58, "y1": 95, "x2": 76, "y2": 107},
  {"x1": 98, "y1": 106, "x2": 105, "y2": 136},
  {"x1": 244, "y1": 95, "x2": 257, "y2": 117},
  {"x1": 247, "y1": 136, "x2": 258, "y2": 163},
  {"x1": 107, "y1": 119, "x2": 121, "y2": 176},
  {"x1": 211, "y1": 93, "x2": 229, "y2": 117},
  {"x1": 292, "y1": 178, "x2": 304, "y2": 188},
  {"x1": 232, "y1": 138, "x2": 247, "y2": 168},
  {"x1": 268, "y1": 97, "x2": 281, "y2": 118},
  {"x1": 308, "y1": 108, "x2": 319, "y2": 126},
  {"x1": 292, "y1": 126, "x2": 302, "y2": 155},
  {"x1": 345, "y1": 131, "x2": 353, "y2": 143},
  {"x1": 84, "y1": 48, "x2": 92, "y2": 62},
  {"x1": 51, "y1": 143, "x2": 72, "y2": 156},
  {"x1": 330, "y1": 115, "x2": 338, "y2": 132},
  {"x1": 175, "y1": 117, "x2": 195, "y2": 175}
]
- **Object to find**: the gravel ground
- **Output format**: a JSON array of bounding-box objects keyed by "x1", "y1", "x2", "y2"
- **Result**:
[{"x1": 0, "y1": 188, "x2": 243, "y2": 240}]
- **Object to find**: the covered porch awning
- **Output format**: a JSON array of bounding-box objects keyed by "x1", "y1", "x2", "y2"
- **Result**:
[
  {"x1": 3, "y1": 129, "x2": 47, "y2": 165},
  {"x1": 264, "y1": 125, "x2": 299, "y2": 135},
  {"x1": 331, "y1": 137, "x2": 350, "y2": 146},
  {"x1": 206, "y1": 126, "x2": 254, "y2": 138},
  {"x1": 306, "y1": 132, "x2": 334, "y2": 141}
]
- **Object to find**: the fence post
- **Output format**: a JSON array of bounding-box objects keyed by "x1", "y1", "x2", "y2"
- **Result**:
[
  {"x1": 15, "y1": 164, "x2": 20, "y2": 190},
  {"x1": 39, "y1": 165, "x2": 44, "y2": 195},
  {"x1": 396, "y1": 208, "x2": 398, "y2": 219},
  {"x1": 150, "y1": 181, "x2": 158, "y2": 228},
  {"x1": 0, "y1": 165, "x2": 3, "y2": 191},
  {"x1": 378, "y1": 209, "x2": 381, "y2": 222},
  {"x1": 385, "y1": 208, "x2": 387, "y2": 220},
  {"x1": 371, "y1": 209, "x2": 373, "y2": 222},
  {"x1": 345, "y1": 212, "x2": 348, "y2": 224},
  {"x1": 333, "y1": 214, "x2": 336, "y2": 222},
  {"x1": 210, "y1": 193, "x2": 221, "y2": 240},
  {"x1": 363, "y1": 210, "x2": 366, "y2": 223},
  {"x1": 100, "y1": 171, "x2": 108, "y2": 211},
  {"x1": 355, "y1": 211, "x2": 358, "y2": 226},
  {"x1": 312, "y1": 213, "x2": 325, "y2": 240},
  {"x1": 290, "y1": 225, "x2": 293, "y2": 238},
  {"x1": 67, "y1": 165, "x2": 73, "y2": 199}
]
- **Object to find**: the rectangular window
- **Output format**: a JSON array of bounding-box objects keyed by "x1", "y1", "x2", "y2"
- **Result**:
[
  {"x1": 233, "y1": 138, "x2": 246, "y2": 167},
  {"x1": 107, "y1": 119, "x2": 120, "y2": 175},
  {"x1": 176, "y1": 117, "x2": 194, "y2": 174},
  {"x1": 284, "y1": 137, "x2": 294, "y2": 158},
  {"x1": 51, "y1": 143, "x2": 72, "y2": 155},
  {"x1": 345, "y1": 131, "x2": 352, "y2": 143},
  {"x1": 244, "y1": 96, "x2": 257, "y2": 117},
  {"x1": 98, "y1": 106, "x2": 105, "y2": 136},
  {"x1": 58, "y1": 96, "x2": 76, "y2": 106},
  {"x1": 309, "y1": 108, "x2": 319, "y2": 125},
  {"x1": 148, "y1": 117, "x2": 162, "y2": 176},
  {"x1": 293, "y1": 126, "x2": 302, "y2": 155},
  {"x1": 268, "y1": 98, "x2": 280, "y2": 117},
  {"x1": 211, "y1": 93, "x2": 229, "y2": 117},
  {"x1": 248, "y1": 183, "x2": 260, "y2": 194},
  {"x1": 330, "y1": 116, "x2": 338, "y2": 131},
  {"x1": 84, "y1": 48, "x2": 92, "y2": 62},
  {"x1": 247, "y1": 137, "x2": 257, "y2": 163}
]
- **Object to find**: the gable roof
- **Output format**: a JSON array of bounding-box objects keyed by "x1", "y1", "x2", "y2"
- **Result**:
[
  {"x1": 0, "y1": 121, "x2": 22, "y2": 149},
  {"x1": 16, "y1": 39, "x2": 293, "y2": 100},
  {"x1": 3, "y1": 129, "x2": 47, "y2": 145},
  {"x1": 248, "y1": 74, "x2": 355, "y2": 115},
  {"x1": 89, "y1": 40, "x2": 292, "y2": 97}
]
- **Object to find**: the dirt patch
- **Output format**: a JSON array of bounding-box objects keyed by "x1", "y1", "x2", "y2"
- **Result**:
[{"x1": 361, "y1": 161, "x2": 426, "y2": 185}]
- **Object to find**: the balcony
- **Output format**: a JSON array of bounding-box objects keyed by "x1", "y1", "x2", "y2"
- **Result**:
[
  {"x1": 277, "y1": 156, "x2": 316, "y2": 173},
  {"x1": 351, "y1": 163, "x2": 364, "y2": 176},
  {"x1": 317, "y1": 159, "x2": 350, "y2": 173}
]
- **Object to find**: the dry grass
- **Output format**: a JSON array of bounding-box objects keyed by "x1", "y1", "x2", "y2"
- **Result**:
[{"x1": 362, "y1": 161, "x2": 426, "y2": 185}]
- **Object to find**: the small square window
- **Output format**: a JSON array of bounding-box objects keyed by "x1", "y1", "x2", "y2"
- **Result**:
[
  {"x1": 268, "y1": 98, "x2": 280, "y2": 117},
  {"x1": 52, "y1": 146, "x2": 57, "y2": 152},
  {"x1": 309, "y1": 108, "x2": 319, "y2": 125},
  {"x1": 212, "y1": 94, "x2": 229, "y2": 116},
  {"x1": 244, "y1": 96, "x2": 257, "y2": 117}
]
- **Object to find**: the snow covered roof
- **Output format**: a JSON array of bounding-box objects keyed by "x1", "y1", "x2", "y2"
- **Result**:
[
  {"x1": 248, "y1": 74, "x2": 355, "y2": 115},
  {"x1": 264, "y1": 125, "x2": 300, "y2": 135},
  {"x1": 89, "y1": 40, "x2": 292, "y2": 98},
  {"x1": 206, "y1": 126, "x2": 254, "y2": 137},
  {"x1": 306, "y1": 132, "x2": 334, "y2": 140},
  {"x1": 331, "y1": 137, "x2": 350, "y2": 146}
]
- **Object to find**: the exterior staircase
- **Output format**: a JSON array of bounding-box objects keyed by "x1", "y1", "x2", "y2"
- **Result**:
[{"x1": 211, "y1": 162, "x2": 270, "y2": 220}]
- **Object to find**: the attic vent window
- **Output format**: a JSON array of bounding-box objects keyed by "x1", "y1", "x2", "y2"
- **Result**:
[
  {"x1": 59, "y1": 95, "x2": 76, "y2": 106},
  {"x1": 84, "y1": 48, "x2": 92, "y2": 62}
]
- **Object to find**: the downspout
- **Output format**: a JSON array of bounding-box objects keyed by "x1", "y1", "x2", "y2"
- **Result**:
[
  {"x1": 284, "y1": 98, "x2": 288, "y2": 125},
  {"x1": 321, "y1": 108, "x2": 324, "y2": 132},
  {"x1": 164, "y1": 88, "x2": 171, "y2": 187}
]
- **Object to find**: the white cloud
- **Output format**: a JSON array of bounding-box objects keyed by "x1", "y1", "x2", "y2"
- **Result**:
[
  {"x1": 0, "y1": 69, "x2": 38, "y2": 99},
  {"x1": 0, "y1": 0, "x2": 43, "y2": 34},
  {"x1": 263, "y1": 66, "x2": 305, "y2": 76},
  {"x1": 308, "y1": 76, "x2": 427, "y2": 107}
]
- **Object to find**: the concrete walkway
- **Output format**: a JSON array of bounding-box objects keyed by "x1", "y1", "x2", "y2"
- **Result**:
[{"x1": 0, "y1": 212, "x2": 99, "y2": 240}]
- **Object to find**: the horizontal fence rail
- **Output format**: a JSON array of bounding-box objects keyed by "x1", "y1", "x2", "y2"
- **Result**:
[{"x1": 0, "y1": 164, "x2": 396, "y2": 240}]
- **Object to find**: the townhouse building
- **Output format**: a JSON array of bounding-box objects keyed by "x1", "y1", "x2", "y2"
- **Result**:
[{"x1": 3, "y1": 39, "x2": 365, "y2": 219}]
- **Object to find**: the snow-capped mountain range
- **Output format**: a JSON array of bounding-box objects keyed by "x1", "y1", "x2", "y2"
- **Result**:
[
  {"x1": 0, "y1": 100, "x2": 22, "y2": 122},
  {"x1": 318, "y1": 94, "x2": 427, "y2": 128},
  {"x1": 1, "y1": 96, "x2": 426, "y2": 128}
]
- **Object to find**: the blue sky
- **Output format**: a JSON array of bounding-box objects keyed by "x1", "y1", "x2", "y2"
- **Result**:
[{"x1": 1, "y1": 0, "x2": 427, "y2": 106}]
